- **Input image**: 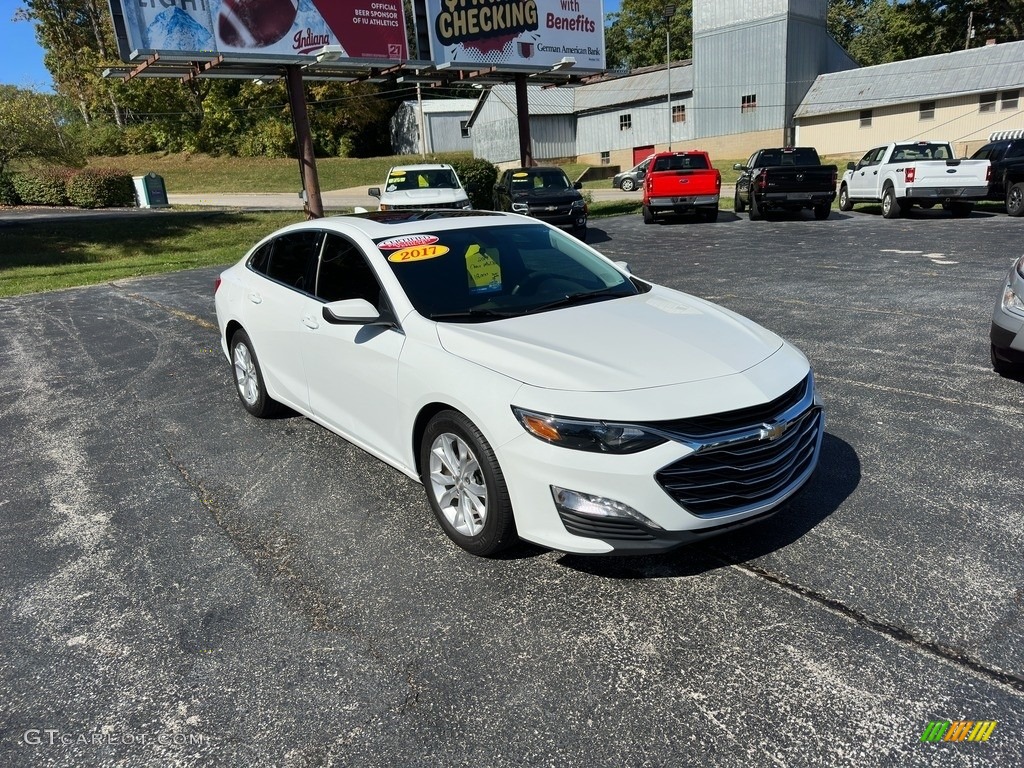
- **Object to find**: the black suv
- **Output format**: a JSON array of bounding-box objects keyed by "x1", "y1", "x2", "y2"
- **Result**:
[
  {"x1": 492, "y1": 166, "x2": 588, "y2": 239},
  {"x1": 971, "y1": 136, "x2": 1024, "y2": 216}
]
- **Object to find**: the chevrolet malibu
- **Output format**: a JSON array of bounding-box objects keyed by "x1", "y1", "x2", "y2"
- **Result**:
[{"x1": 214, "y1": 211, "x2": 823, "y2": 556}]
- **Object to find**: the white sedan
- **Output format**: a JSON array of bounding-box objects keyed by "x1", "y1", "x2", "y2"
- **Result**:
[{"x1": 214, "y1": 211, "x2": 823, "y2": 556}]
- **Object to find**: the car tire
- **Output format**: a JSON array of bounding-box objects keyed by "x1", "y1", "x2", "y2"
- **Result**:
[
  {"x1": 813, "y1": 203, "x2": 831, "y2": 220},
  {"x1": 838, "y1": 184, "x2": 853, "y2": 212},
  {"x1": 702, "y1": 207, "x2": 719, "y2": 223},
  {"x1": 734, "y1": 190, "x2": 746, "y2": 213},
  {"x1": 881, "y1": 186, "x2": 900, "y2": 219},
  {"x1": 1005, "y1": 182, "x2": 1024, "y2": 217},
  {"x1": 230, "y1": 329, "x2": 281, "y2": 418},
  {"x1": 572, "y1": 224, "x2": 587, "y2": 242},
  {"x1": 642, "y1": 205, "x2": 655, "y2": 224},
  {"x1": 748, "y1": 193, "x2": 763, "y2": 220},
  {"x1": 950, "y1": 202, "x2": 972, "y2": 218},
  {"x1": 620, "y1": 178, "x2": 636, "y2": 192},
  {"x1": 420, "y1": 410, "x2": 517, "y2": 557}
]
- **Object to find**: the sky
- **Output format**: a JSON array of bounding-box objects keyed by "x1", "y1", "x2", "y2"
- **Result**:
[{"x1": 0, "y1": 0, "x2": 624, "y2": 91}]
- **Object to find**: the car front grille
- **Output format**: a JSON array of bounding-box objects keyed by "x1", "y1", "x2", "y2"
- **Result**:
[
  {"x1": 387, "y1": 202, "x2": 463, "y2": 210},
  {"x1": 647, "y1": 374, "x2": 821, "y2": 517}
]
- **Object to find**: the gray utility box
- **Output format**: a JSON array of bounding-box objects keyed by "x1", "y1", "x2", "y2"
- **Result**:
[{"x1": 133, "y1": 172, "x2": 168, "y2": 208}]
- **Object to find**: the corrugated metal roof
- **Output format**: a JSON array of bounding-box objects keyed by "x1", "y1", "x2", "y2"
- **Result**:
[
  {"x1": 574, "y1": 63, "x2": 693, "y2": 112},
  {"x1": 483, "y1": 83, "x2": 576, "y2": 116},
  {"x1": 796, "y1": 40, "x2": 1024, "y2": 118}
]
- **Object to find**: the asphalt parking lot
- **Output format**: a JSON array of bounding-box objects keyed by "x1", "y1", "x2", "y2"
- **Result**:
[{"x1": 1, "y1": 205, "x2": 1022, "y2": 766}]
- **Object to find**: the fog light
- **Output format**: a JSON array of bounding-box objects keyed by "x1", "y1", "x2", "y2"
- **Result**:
[{"x1": 551, "y1": 486, "x2": 662, "y2": 530}]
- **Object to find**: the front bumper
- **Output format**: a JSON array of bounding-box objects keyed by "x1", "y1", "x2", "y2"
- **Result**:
[
  {"x1": 990, "y1": 261, "x2": 1024, "y2": 363},
  {"x1": 498, "y1": 373, "x2": 823, "y2": 554}
]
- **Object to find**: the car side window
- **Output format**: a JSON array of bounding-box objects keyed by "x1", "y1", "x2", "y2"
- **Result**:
[
  {"x1": 266, "y1": 231, "x2": 322, "y2": 293},
  {"x1": 1007, "y1": 143, "x2": 1024, "y2": 159},
  {"x1": 248, "y1": 241, "x2": 273, "y2": 275},
  {"x1": 316, "y1": 234, "x2": 383, "y2": 308}
]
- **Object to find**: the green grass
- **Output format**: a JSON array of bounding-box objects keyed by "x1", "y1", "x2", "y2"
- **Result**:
[{"x1": 0, "y1": 211, "x2": 302, "y2": 297}]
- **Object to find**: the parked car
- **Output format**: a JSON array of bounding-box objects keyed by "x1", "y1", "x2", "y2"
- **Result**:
[
  {"x1": 642, "y1": 150, "x2": 722, "y2": 223},
  {"x1": 492, "y1": 166, "x2": 588, "y2": 239},
  {"x1": 368, "y1": 163, "x2": 471, "y2": 211},
  {"x1": 733, "y1": 147, "x2": 837, "y2": 220},
  {"x1": 613, "y1": 155, "x2": 653, "y2": 192},
  {"x1": 838, "y1": 141, "x2": 991, "y2": 218},
  {"x1": 214, "y1": 211, "x2": 823, "y2": 557},
  {"x1": 970, "y1": 136, "x2": 1024, "y2": 216},
  {"x1": 991, "y1": 254, "x2": 1024, "y2": 375}
]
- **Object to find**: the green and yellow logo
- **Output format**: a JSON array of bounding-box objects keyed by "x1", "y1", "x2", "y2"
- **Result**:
[{"x1": 920, "y1": 720, "x2": 997, "y2": 743}]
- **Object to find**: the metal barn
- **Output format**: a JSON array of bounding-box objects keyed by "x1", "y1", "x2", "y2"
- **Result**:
[{"x1": 390, "y1": 98, "x2": 478, "y2": 156}]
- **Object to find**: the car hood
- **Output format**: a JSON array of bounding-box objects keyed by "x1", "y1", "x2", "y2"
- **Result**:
[
  {"x1": 383, "y1": 188, "x2": 467, "y2": 204},
  {"x1": 435, "y1": 287, "x2": 785, "y2": 392}
]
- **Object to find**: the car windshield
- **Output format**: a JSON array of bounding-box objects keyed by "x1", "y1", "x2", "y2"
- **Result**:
[
  {"x1": 511, "y1": 170, "x2": 571, "y2": 191},
  {"x1": 377, "y1": 224, "x2": 639, "y2": 321},
  {"x1": 387, "y1": 168, "x2": 460, "y2": 191}
]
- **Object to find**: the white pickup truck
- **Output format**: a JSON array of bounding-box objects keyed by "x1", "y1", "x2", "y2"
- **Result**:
[{"x1": 838, "y1": 141, "x2": 991, "y2": 218}]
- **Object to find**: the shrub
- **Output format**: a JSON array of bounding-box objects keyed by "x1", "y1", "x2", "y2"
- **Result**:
[
  {"x1": 66, "y1": 120, "x2": 125, "y2": 157},
  {"x1": 12, "y1": 167, "x2": 74, "y2": 206},
  {"x1": 120, "y1": 124, "x2": 161, "y2": 155},
  {"x1": 66, "y1": 168, "x2": 136, "y2": 208},
  {"x1": 238, "y1": 118, "x2": 294, "y2": 158},
  {"x1": 0, "y1": 171, "x2": 20, "y2": 205},
  {"x1": 449, "y1": 156, "x2": 498, "y2": 210}
]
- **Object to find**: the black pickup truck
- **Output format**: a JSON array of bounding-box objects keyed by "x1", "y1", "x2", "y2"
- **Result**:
[
  {"x1": 970, "y1": 136, "x2": 1024, "y2": 216},
  {"x1": 733, "y1": 147, "x2": 837, "y2": 220}
]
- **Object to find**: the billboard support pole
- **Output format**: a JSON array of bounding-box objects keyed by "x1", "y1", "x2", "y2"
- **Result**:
[
  {"x1": 286, "y1": 65, "x2": 324, "y2": 219},
  {"x1": 514, "y1": 73, "x2": 533, "y2": 167}
]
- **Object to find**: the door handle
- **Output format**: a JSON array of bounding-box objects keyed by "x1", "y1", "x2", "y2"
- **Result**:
[
  {"x1": 302, "y1": 314, "x2": 319, "y2": 330},
  {"x1": 248, "y1": 292, "x2": 262, "y2": 304}
]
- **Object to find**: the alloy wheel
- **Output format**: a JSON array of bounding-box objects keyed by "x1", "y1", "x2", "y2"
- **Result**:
[{"x1": 428, "y1": 432, "x2": 488, "y2": 537}]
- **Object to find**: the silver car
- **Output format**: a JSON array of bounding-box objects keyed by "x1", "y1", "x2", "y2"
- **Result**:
[
  {"x1": 991, "y1": 254, "x2": 1024, "y2": 376},
  {"x1": 612, "y1": 156, "x2": 652, "y2": 192}
]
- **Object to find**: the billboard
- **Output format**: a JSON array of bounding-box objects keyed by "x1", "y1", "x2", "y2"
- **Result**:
[
  {"x1": 115, "y1": 0, "x2": 407, "y2": 62},
  {"x1": 426, "y1": 0, "x2": 605, "y2": 72}
]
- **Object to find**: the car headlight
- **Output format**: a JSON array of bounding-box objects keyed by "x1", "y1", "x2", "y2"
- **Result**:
[
  {"x1": 511, "y1": 202, "x2": 529, "y2": 213},
  {"x1": 571, "y1": 199, "x2": 586, "y2": 209},
  {"x1": 512, "y1": 407, "x2": 667, "y2": 454},
  {"x1": 1003, "y1": 284, "x2": 1024, "y2": 313}
]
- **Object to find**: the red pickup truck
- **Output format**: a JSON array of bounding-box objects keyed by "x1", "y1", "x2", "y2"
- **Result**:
[{"x1": 642, "y1": 150, "x2": 722, "y2": 223}]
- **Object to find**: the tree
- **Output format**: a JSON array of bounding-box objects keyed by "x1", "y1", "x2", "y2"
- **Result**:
[
  {"x1": 605, "y1": 0, "x2": 694, "y2": 71},
  {"x1": 0, "y1": 86, "x2": 81, "y2": 173}
]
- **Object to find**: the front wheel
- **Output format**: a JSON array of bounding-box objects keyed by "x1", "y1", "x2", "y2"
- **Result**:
[
  {"x1": 838, "y1": 184, "x2": 853, "y2": 212},
  {"x1": 881, "y1": 186, "x2": 901, "y2": 219},
  {"x1": 230, "y1": 329, "x2": 281, "y2": 418},
  {"x1": 420, "y1": 411, "x2": 517, "y2": 556},
  {"x1": 572, "y1": 224, "x2": 587, "y2": 242},
  {"x1": 734, "y1": 190, "x2": 746, "y2": 213},
  {"x1": 620, "y1": 178, "x2": 636, "y2": 192},
  {"x1": 1006, "y1": 182, "x2": 1024, "y2": 217}
]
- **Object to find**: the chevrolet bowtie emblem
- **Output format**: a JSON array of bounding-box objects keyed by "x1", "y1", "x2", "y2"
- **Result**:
[{"x1": 759, "y1": 422, "x2": 789, "y2": 442}]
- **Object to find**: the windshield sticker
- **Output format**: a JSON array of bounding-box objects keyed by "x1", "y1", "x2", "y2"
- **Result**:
[
  {"x1": 465, "y1": 244, "x2": 502, "y2": 295},
  {"x1": 377, "y1": 234, "x2": 440, "y2": 250},
  {"x1": 387, "y1": 244, "x2": 450, "y2": 263},
  {"x1": 512, "y1": 172, "x2": 529, "y2": 178}
]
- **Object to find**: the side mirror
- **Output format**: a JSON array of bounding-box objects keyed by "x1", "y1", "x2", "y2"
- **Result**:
[
  {"x1": 846, "y1": 162, "x2": 856, "y2": 171},
  {"x1": 322, "y1": 298, "x2": 384, "y2": 326},
  {"x1": 733, "y1": 163, "x2": 746, "y2": 171},
  {"x1": 573, "y1": 181, "x2": 583, "y2": 190},
  {"x1": 368, "y1": 187, "x2": 381, "y2": 198},
  {"x1": 614, "y1": 260, "x2": 632, "y2": 274}
]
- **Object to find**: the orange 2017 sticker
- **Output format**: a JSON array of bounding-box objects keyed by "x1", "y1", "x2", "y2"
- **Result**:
[{"x1": 387, "y1": 244, "x2": 451, "y2": 263}]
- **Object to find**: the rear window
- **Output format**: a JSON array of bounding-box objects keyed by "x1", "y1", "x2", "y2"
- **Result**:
[
  {"x1": 653, "y1": 154, "x2": 709, "y2": 172},
  {"x1": 760, "y1": 148, "x2": 820, "y2": 166},
  {"x1": 891, "y1": 143, "x2": 953, "y2": 161}
]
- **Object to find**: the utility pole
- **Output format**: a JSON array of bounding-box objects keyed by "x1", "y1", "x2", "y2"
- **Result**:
[{"x1": 664, "y1": 5, "x2": 676, "y2": 151}]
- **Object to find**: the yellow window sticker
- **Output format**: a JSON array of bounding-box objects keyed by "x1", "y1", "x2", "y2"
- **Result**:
[
  {"x1": 512, "y1": 172, "x2": 529, "y2": 178},
  {"x1": 387, "y1": 244, "x2": 450, "y2": 263},
  {"x1": 465, "y1": 244, "x2": 502, "y2": 294}
]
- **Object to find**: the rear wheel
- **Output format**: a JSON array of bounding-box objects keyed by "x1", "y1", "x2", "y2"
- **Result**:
[
  {"x1": 748, "y1": 193, "x2": 763, "y2": 220},
  {"x1": 881, "y1": 186, "x2": 901, "y2": 219},
  {"x1": 420, "y1": 410, "x2": 517, "y2": 556},
  {"x1": 950, "y1": 202, "x2": 973, "y2": 218},
  {"x1": 230, "y1": 329, "x2": 281, "y2": 418},
  {"x1": 838, "y1": 184, "x2": 853, "y2": 212},
  {"x1": 703, "y1": 206, "x2": 719, "y2": 223},
  {"x1": 642, "y1": 205, "x2": 655, "y2": 224},
  {"x1": 620, "y1": 177, "x2": 636, "y2": 192},
  {"x1": 1006, "y1": 182, "x2": 1024, "y2": 217},
  {"x1": 813, "y1": 203, "x2": 831, "y2": 220}
]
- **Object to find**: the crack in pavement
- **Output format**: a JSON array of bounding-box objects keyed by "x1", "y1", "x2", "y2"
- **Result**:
[
  {"x1": 111, "y1": 285, "x2": 218, "y2": 331},
  {"x1": 712, "y1": 551, "x2": 1024, "y2": 696}
]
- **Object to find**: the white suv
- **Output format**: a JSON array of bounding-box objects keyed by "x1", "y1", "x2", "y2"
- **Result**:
[{"x1": 368, "y1": 163, "x2": 472, "y2": 211}]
